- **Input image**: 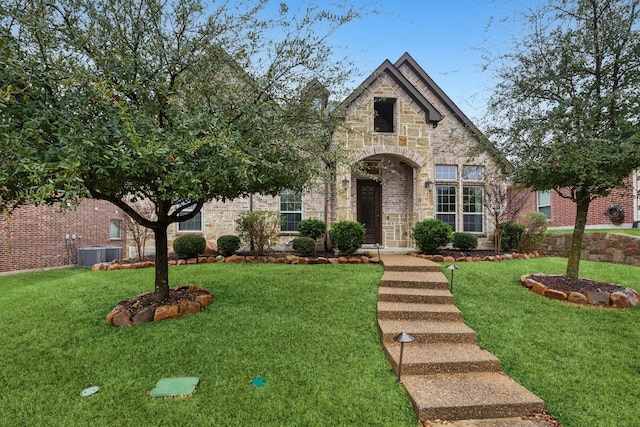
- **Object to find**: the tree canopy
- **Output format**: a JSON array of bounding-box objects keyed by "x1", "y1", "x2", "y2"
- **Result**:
[
  {"x1": 487, "y1": 0, "x2": 640, "y2": 281},
  {"x1": 0, "y1": 0, "x2": 362, "y2": 299}
]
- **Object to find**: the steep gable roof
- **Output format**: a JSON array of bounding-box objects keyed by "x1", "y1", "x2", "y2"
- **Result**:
[
  {"x1": 394, "y1": 52, "x2": 479, "y2": 135},
  {"x1": 394, "y1": 52, "x2": 510, "y2": 171},
  {"x1": 339, "y1": 59, "x2": 443, "y2": 125}
]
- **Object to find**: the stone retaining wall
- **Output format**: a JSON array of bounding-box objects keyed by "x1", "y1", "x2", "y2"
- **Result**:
[{"x1": 540, "y1": 233, "x2": 640, "y2": 267}]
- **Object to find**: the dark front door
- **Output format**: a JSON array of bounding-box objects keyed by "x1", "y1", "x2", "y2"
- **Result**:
[{"x1": 357, "y1": 180, "x2": 382, "y2": 244}]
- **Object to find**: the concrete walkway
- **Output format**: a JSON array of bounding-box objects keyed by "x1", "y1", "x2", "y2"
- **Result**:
[{"x1": 378, "y1": 255, "x2": 546, "y2": 426}]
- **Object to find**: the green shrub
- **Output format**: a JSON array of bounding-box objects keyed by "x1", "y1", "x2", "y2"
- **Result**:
[
  {"x1": 412, "y1": 219, "x2": 452, "y2": 254},
  {"x1": 217, "y1": 235, "x2": 241, "y2": 257},
  {"x1": 499, "y1": 221, "x2": 525, "y2": 252},
  {"x1": 235, "y1": 210, "x2": 280, "y2": 255},
  {"x1": 297, "y1": 219, "x2": 326, "y2": 240},
  {"x1": 292, "y1": 236, "x2": 317, "y2": 256},
  {"x1": 518, "y1": 212, "x2": 548, "y2": 252},
  {"x1": 452, "y1": 232, "x2": 478, "y2": 251},
  {"x1": 173, "y1": 234, "x2": 206, "y2": 259},
  {"x1": 330, "y1": 221, "x2": 365, "y2": 256}
]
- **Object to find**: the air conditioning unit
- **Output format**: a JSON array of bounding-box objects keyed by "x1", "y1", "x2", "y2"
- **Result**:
[{"x1": 77, "y1": 247, "x2": 106, "y2": 267}]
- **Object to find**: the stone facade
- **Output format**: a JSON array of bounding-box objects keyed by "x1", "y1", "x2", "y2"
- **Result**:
[
  {"x1": 156, "y1": 53, "x2": 500, "y2": 254},
  {"x1": 540, "y1": 232, "x2": 640, "y2": 267}
]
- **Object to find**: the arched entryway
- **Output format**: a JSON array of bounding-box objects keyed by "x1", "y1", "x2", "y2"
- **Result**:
[{"x1": 348, "y1": 146, "x2": 427, "y2": 248}]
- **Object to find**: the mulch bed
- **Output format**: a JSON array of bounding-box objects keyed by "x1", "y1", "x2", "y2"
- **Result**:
[
  {"x1": 531, "y1": 274, "x2": 627, "y2": 295},
  {"x1": 118, "y1": 285, "x2": 209, "y2": 317}
]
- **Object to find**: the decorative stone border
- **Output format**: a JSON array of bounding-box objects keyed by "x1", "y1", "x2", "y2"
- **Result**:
[
  {"x1": 106, "y1": 284, "x2": 213, "y2": 327},
  {"x1": 92, "y1": 253, "x2": 379, "y2": 271},
  {"x1": 520, "y1": 274, "x2": 639, "y2": 309},
  {"x1": 410, "y1": 252, "x2": 541, "y2": 263}
]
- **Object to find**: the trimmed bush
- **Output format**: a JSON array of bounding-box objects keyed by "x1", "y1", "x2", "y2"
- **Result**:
[
  {"x1": 217, "y1": 235, "x2": 241, "y2": 257},
  {"x1": 297, "y1": 219, "x2": 326, "y2": 240},
  {"x1": 173, "y1": 234, "x2": 206, "y2": 259},
  {"x1": 292, "y1": 236, "x2": 317, "y2": 256},
  {"x1": 235, "y1": 210, "x2": 280, "y2": 255},
  {"x1": 499, "y1": 221, "x2": 525, "y2": 252},
  {"x1": 452, "y1": 232, "x2": 478, "y2": 251},
  {"x1": 518, "y1": 212, "x2": 548, "y2": 252},
  {"x1": 330, "y1": 221, "x2": 365, "y2": 256},
  {"x1": 412, "y1": 219, "x2": 452, "y2": 254}
]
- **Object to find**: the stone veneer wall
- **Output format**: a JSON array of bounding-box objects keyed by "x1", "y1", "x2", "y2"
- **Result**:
[{"x1": 539, "y1": 233, "x2": 640, "y2": 267}]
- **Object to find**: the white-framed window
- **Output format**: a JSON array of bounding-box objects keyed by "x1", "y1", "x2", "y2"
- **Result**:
[
  {"x1": 537, "y1": 191, "x2": 551, "y2": 219},
  {"x1": 374, "y1": 97, "x2": 396, "y2": 133},
  {"x1": 435, "y1": 165, "x2": 457, "y2": 181},
  {"x1": 109, "y1": 219, "x2": 122, "y2": 239},
  {"x1": 280, "y1": 189, "x2": 302, "y2": 232},
  {"x1": 463, "y1": 186, "x2": 484, "y2": 232},
  {"x1": 462, "y1": 166, "x2": 484, "y2": 181},
  {"x1": 436, "y1": 185, "x2": 457, "y2": 231},
  {"x1": 177, "y1": 204, "x2": 203, "y2": 232}
]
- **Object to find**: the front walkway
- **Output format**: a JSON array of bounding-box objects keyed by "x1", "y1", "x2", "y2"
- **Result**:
[{"x1": 378, "y1": 255, "x2": 546, "y2": 426}]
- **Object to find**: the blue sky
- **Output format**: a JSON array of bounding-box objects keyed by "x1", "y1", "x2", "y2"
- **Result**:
[{"x1": 303, "y1": 1, "x2": 530, "y2": 123}]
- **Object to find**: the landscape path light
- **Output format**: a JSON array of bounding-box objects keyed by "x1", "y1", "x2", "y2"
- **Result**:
[
  {"x1": 447, "y1": 264, "x2": 459, "y2": 293},
  {"x1": 393, "y1": 331, "x2": 415, "y2": 384}
]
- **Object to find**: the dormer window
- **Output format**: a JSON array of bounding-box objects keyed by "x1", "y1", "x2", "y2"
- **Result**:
[{"x1": 374, "y1": 98, "x2": 395, "y2": 133}]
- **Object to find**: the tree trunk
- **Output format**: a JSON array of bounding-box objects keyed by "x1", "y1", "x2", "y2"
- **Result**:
[
  {"x1": 566, "y1": 195, "x2": 590, "y2": 284},
  {"x1": 153, "y1": 226, "x2": 170, "y2": 301}
]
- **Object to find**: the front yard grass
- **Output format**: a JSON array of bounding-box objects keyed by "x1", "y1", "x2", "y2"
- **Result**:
[
  {"x1": 547, "y1": 228, "x2": 640, "y2": 237},
  {"x1": 0, "y1": 263, "x2": 417, "y2": 427},
  {"x1": 449, "y1": 258, "x2": 640, "y2": 427},
  {"x1": 2, "y1": 258, "x2": 639, "y2": 426}
]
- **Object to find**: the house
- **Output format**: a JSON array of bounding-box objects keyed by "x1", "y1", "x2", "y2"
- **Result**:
[
  {"x1": 517, "y1": 180, "x2": 639, "y2": 229},
  {"x1": 0, "y1": 199, "x2": 127, "y2": 273},
  {"x1": 158, "y1": 53, "x2": 504, "y2": 254}
]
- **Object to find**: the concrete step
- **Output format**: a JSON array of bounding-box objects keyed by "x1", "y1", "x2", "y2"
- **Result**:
[
  {"x1": 377, "y1": 301, "x2": 462, "y2": 321},
  {"x1": 378, "y1": 319, "x2": 477, "y2": 344},
  {"x1": 381, "y1": 255, "x2": 442, "y2": 272},
  {"x1": 378, "y1": 287, "x2": 454, "y2": 304},
  {"x1": 380, "y1": 271, "x2": 450, "y2": 289},
  {"x1": 402, "y1": 372, "x2": 545, "y2": 421},
  {"x1": 383, "y1": 342, "x2": 502, "y2": 375}
]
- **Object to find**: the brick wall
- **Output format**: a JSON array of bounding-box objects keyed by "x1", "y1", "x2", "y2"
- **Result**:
[
  {"x1": 0, "y1": 199, "x2": 127, "y2": 273},
  {"x1": 512, "y1": 183, "x2": 637, "y2": 228}
]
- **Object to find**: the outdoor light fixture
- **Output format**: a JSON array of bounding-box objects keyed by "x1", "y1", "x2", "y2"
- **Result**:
[
  {"x1": 341, "y1": 177, "x2": 350, "y2": 190},
  {"x1": 375, "y1": 242, "x2": 381, "y2": 263},
  {"x1": 424, "y1": 180, "x2": 434, "y2": 191},
  {"x1": 447, "y1": 264, "x2": 459, "y2": 292},
  {"x1": 393, "y1": 331, "x2": 415, "y2": 384}
]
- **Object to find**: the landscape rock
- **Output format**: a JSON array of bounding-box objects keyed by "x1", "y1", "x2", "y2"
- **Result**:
[
  {"x1": 532, "y1": 282, "x2": 548, "y2": 296},
  {"x1": 567, "y1": 292, "x2": 588, "y2": 305},
  {"x1": 132, "y1": 306, "x2": 155, "y2": 325},
  {"x1": 179, "y1": 300, "x2": 202, "y2": 317},
  {"x1": 544, "y1": 288, "x2": 567, "y2": 301},
  {"x1": 225, "y1": 255, "x2": 245, "y2": 263},
  {"x1": 610, "y1": 291, "x2": 631, "y2": 308},
  {"x1": 586, "y1": 291, "x2": 611, "y2": 306},
  {"x1": 195, "y1": 294, "x2": 213, "y2": 308},
  {"x1": 112, "y1": 310, "x2": 133, "y2": 327},
  {"x1": 154, "y1": 305, "x2": 179, "y2": 321}
]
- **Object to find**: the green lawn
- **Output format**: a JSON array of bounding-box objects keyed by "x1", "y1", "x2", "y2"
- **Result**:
[
  {"x1": 449, "y1": 258, "x2": 640, "y2": 427},
  {"x1": 0, "y1": 264, "x2": 417, "y2": 427},
  {"x1": 2, "y1": 259, "x2": 639, "y2": 426},
  {"x1": 547, "y1": 228, "x2": 640, "y2": 237}
]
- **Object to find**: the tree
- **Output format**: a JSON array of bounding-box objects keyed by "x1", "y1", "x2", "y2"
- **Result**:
[
  {"x1": 0, "y1": 0, "x2": 362, "y2": 300},
  {"x1": 482, "y1": 168, "x2": 530, "y2": 254},
  {"x1": 487, "y1": 0, "x2": 640, "y2": 283},
  {"x1": 125, "y1": 200, "x2": 155, "y2": 262}
]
